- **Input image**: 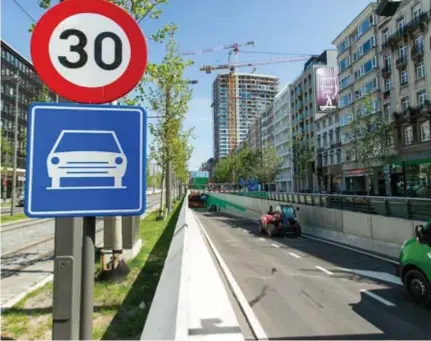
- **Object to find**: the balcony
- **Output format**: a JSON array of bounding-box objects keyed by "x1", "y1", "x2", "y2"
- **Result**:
[
  {"x1": 406, "y1": 12, "x2": 430, "y2": 34},
  {"x1": 387, "y1": 28, "x2": 408, "y2": 48},
  {"x1": 395, "y1": 56, "x2": 408, "y2": 70},
  {"x1": 411, "y1": 44, "x2": 424, "y2": 62},
  {"x1": 381, "y1": 66, "x2": 392, "y2": 78}
]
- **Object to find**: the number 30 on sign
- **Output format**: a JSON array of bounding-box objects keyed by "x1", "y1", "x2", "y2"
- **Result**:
[{"x1": 31, "y1": 0, "x2": 148, "y2": 104}]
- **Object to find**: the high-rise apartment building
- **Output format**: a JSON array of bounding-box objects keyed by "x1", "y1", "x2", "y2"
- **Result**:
[
  {"x1": 1, "y1": 40, "x2": 59, "y2": 198},
  {"x1": 212, "y1": 73, "x2": 279, "y2": 161},
  {"x1": 376, "y1": 0, "x2": 431, "y2": 195},
  {"x1": 272, "y1": 86, "x2": 293, "y2": 192},
  {"x1": 332, "y1": 2, "x2": 380, "y2": 193},
  {"x1": 247, "y1": 115, "x2": 262, "y2": 151},
  {"x1": 290, "y1": 49, "x2": 337, "y2": 191}
]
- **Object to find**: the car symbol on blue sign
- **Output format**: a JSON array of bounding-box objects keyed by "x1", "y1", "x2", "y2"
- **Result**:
[{"x1": 25, "y1": 103, "x2": 147, "y2": 217}]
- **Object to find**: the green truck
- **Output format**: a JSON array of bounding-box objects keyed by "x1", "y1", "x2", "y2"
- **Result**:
[
  {"x1": 189, "y1": 171, "x2": 209, "y2": 190},
  {"x1": 397, "y1": 220, "x2": 431, "y2": 307}
]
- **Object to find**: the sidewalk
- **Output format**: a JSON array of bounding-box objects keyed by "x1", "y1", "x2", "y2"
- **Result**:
[{"x1": 186, "y1": 209, "x2": 244, "y2": 341}]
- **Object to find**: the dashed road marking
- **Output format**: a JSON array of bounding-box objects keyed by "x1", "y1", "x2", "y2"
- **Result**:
[
  {"x1": 289, "y1": 252, "x2": 301, "y2": 259},
  {"x1": 315, "y1": 265, "x2": 334, "y2": 275},
  {"x1": 360, "y1": 289, "x2": 396, "y2": 307},
  {"x1": 271, "y1": 243, "x2": 280, "y2": 248},
  {"x1": 259, "y1": 238, "x2": 265, "y2": 241}
]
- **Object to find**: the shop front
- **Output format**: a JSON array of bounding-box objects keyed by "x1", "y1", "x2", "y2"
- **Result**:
[{"x1": 343, "y1": 168, "x2": 367, "y2": 193}]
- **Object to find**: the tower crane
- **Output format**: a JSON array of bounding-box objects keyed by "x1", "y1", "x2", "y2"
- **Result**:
[
  {"x1": 181, "y1": 41, "x2": 255, "y2": 56},
  {"x1": 199, "y1": 55, "x2": 312, "y2": 151}
]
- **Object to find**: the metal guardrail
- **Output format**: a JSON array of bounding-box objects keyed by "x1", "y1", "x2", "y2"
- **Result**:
[{"x1": 209, "y1": 190, "x2": 431, "y2": 221}]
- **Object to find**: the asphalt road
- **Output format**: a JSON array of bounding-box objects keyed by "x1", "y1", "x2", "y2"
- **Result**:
[{"x1": 194, "y1": 211, "x2": 431, "y2": 340}]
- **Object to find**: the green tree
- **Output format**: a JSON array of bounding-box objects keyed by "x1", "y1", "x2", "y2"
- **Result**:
[
  {"x1": 36, "y1": 0, "x2": 176, "y2": 41},
  {"x1": 292, "y1": 139, "x2": 313, "y2": 190},
  {"x1": 257, "y1": 144, "x2": 282, "y2": 184},
  {"x1": 347, "y1": 95, "x2": 395, "y2": 193},
  {"x1": 128, "y1": 33, "x2": 194, "y2": 213}
]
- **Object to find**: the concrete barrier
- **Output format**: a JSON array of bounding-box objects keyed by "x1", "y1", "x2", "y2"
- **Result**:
[
  {"x1": 141, "y1": 193, "x2": 243, "y2": 340},
  {"x1": 207, "y1": 192, "x2": 427, "y2": 259},
  {"x1": 140, "y1": 195, "x2": 188, "y2": 340}
]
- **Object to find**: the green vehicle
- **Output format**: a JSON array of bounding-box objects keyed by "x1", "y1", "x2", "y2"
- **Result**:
[{"x1": 397, "y1": 220, "x2": 431, "y2": 307}]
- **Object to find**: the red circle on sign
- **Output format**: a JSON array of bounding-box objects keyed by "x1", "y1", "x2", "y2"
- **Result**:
[{"x1": 30, "y1": 0, "x2": 148, "y2": 104}]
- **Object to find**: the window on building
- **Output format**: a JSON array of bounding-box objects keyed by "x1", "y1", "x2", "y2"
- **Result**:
[
  {"x1": 382, "y1": 29, "x2": 389, "y2": 45},
  {"x1": 384, "y1": 54, "x2": 391, "y2": 69},
  {"x1": 385, "y1": 78, "x2": 392, "y2": 91},
  {"x1": 412, "y1": 4, "x2": 422, "y2": 19},
  {"x1": 402, "y1": 96, "x2": 410, "y2": 111},
  {"x1": 405, "y1": 126, "x2": 413, "y2": 145},
  {"x1": 415, "y1": 36, "x2": 423, "y2": 50},
  {"x1": 339, "y1": 55, "x2": 351, "y2": 72},
  {"x1": 384, "y1": 103, "x2": 392, "y2": 120},
  {"x1": 400, "y1": 70, "x2": 408, "y2": 85},
  {"x1": 421, "y1": 121, "x2": 430, "y2": 142},
  {"x1": 417, "y1": 90, "x2": 427, "y2": 107},
  {"x1": 399, "y1": 45, "x2": 407, "y2": 59},
  {"x1": 397, "y1": 16, "x2": 405, "y2": 30},
  {"x1": 416, "y1": 62, "x2": 425, "y2": 79}
]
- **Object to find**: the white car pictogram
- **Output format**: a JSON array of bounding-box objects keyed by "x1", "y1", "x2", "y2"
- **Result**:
[{"x1": 47, "y1": 130, "x2": 127, "y2": 190}]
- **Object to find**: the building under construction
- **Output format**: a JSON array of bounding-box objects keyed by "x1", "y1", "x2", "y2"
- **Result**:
[{"x1": 212, "y1": 72, "x2": 279, "y2": 161}]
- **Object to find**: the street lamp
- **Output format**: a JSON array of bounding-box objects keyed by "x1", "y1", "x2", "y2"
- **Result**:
[{"x1": 3, "y1": 75, "x2": 21, "y2": 216}]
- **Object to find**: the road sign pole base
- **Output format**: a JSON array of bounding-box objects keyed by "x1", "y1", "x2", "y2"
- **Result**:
[{"x1": 97, "y1": 254, "x2": 130, "y2": 282}]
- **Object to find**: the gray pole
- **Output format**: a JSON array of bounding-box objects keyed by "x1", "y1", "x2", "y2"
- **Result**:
[
  {"x1": 10, "y1": 78, "x2": 19, "y2": 216},
  {"x1": 52, "y1": 218, "x2": 83, "y2": 340},
  {"x1": 80, "y1": 216, "x2": 96, "y2": 340}
]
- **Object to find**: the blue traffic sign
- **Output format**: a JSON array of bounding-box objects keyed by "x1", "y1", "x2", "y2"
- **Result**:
[{"x1": 25, "y1": 103, "x2": 147, "y2": 217}]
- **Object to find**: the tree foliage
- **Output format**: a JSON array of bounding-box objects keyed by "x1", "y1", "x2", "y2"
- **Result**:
[
  {"x1": 213, "y1": 144, "x2": 281, "y2": 184},
  {"x1": 347, "y1": 95, "x2": 395, "y2": 181},
  {"x1": 36, "y1": 0, "x2": 176, "y2": 42},
  {"x1": 1, "y1": 129, "x2": 12, "y2": 175},
  {"x1": 292, "y1": 139, "x2": 313, "y2": 185}
]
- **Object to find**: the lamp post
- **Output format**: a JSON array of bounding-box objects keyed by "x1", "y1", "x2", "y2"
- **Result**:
[{"x1": 3, "y1": 75, "x2": 21, "y2": 216}]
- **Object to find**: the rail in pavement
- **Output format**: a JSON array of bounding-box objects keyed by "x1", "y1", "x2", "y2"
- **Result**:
[{"x1": 141, "y1": 193, "x2": 245, "y2": 341}]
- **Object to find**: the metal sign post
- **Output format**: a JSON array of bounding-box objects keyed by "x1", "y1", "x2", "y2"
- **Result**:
[{"x1": 27, "y1": 0, "x2": 149, "y2": 339}]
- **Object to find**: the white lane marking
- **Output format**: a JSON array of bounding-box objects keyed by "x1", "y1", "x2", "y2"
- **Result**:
[
  {"x1": 271, "y1": 243, "x2": 280, "y2": 248},
  {"x1": 301, "y1": 234, "x2": 398, "y2": 265},
  {"x1": 289, "y1": 252, "x2": 301, "y2": 259},
  {"x1": 336, "y1": 267, "x2": 402, "y2": 286},
  {"x1": 259, "y1": 238, "x2": 265, "y2": 241},
  {"x1": 360, "y1": 289, "x2": 396, "y2": 307},
  {"x1": 193, "y1": 211, "x2": 269, "y2": 340},
  {"x1": 315, "y1": 265, "x2": 334, "y2": 275}
]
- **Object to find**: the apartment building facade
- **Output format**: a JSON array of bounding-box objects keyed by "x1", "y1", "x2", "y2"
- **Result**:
[
  {"x1": 290, "y1": 49, "x2": 337, "y2": 191},
  {"x1": 247, "y1": 115, "x2": 262, "y2": 151},
  {"x1": 272, "y1": 86, "x2": 293, "y2": 192},
  {"x1": 212, "y1": 73, "x2": 279, "y2": 161},
  {"x1": 1, "y1": 40, "x2": 59, "y2": 199},
  {"x1": 377, "y1": 0, "x2": 431, "y2": 194},
  {"x1": 332, "y1": 2, "x2": 381, "y2": 193}
]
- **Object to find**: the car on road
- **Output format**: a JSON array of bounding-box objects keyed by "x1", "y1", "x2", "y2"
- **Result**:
[
  {"x1": 258, "y1": 204, "x2": 302, "y2": 238},
  {"x1": 17, "y1": 195, "x2": 24, "y2": 207},
  {"x1": 47, "y1": 130, "x2": 127, "y2": 189},
  {"x1": 397, "y1": 220, "x2": 431, "y2": 307}
]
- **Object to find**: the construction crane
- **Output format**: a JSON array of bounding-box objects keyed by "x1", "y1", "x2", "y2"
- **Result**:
[
  {"x1": 200, "y1": 55, "x2": 311, "y2": 152},
  {"x1": 181, "y1": 41, "x2": 255, "y2": 56}
]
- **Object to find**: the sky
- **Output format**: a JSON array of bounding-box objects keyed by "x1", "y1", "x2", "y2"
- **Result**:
[{"x1": 2, "y1": 0, "x2": 372, "y2": 170}]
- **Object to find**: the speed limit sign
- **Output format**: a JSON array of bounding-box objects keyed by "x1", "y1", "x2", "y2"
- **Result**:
[{"x1": 30, "y1": 0, "x2": 147, "y2": 104}]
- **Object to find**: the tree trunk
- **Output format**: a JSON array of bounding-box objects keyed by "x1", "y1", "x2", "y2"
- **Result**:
[{"x1": 158, "y1": 163, "x2": 165, "y2": 219}]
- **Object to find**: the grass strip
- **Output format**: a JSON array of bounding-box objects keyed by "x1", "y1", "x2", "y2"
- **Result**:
[
  {"x1": 0, "y1": 212, "x2": 28, "y2": 224},
  {"x1": 1, "y1": 198, "x2": 183, "y2": 340}
]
